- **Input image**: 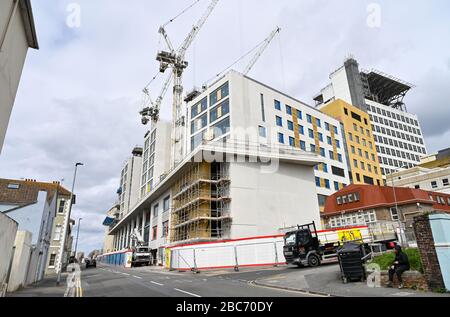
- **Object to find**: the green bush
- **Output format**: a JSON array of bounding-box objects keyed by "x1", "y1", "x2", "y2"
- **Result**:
[{"x1": 370, "y1": 248, "x2": 423, "y2": 273}]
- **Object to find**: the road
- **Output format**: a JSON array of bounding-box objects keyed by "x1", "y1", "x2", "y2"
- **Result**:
[{"x1": 9, "y1": 264, "x2": 317, "y2": 297}]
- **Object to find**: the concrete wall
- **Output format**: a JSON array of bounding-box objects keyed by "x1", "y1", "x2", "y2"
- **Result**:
[
  {"x1": 0, "y1": 0, "x2": 31, "y2": 154},
  {"x1": 229, "y1": 161, "x2": 321, "y2": 239},
  {"x1": 7, "y1": 230, "x2": 31, "y2": 292},
  {"x1": 0, "y1": 212, "x2": 18, "y2": 296}
]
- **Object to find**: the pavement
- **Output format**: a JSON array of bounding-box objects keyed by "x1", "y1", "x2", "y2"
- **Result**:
[
  {"x1": 8, "y1": 264, "x2": 316, "y2": 298},
  {"x1": 253, "y1": 263, "x2": 450, "y2": 297}
]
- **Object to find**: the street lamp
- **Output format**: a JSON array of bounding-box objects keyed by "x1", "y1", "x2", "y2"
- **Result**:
[
  {"x1": 74, "y1": 218, "x2": 83, "y2": 259},
  {"x1": 390, "y1": 164, "x2": 408, "y2": 247},
  {"x1": 56, "y1": 163, "x2": 84, "y2": 285}
]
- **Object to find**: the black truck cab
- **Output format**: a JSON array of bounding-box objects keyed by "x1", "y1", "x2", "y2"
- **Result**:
[{"x1": 283, "y1": 222, "x2": 322, "y2": 267}]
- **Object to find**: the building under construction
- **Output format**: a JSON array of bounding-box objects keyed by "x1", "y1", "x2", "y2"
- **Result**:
[{"x1": 171, "y1": 162, "x2": 231, "y2": 244}]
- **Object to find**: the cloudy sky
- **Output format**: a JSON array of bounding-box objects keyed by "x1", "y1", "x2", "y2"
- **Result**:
[{"x1": 1, "y1": 0, "x2": 449, "y2": 254}]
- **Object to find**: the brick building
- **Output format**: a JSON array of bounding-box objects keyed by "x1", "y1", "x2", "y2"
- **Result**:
[{"x1": 321, "y1": 184, "x2": 450, "y2": 239}]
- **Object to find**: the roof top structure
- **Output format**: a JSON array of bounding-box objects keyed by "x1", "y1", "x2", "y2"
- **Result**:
[
  {"x1": 361, "y1": 69, "x2": 414, "y2": 111},
  {"x1": 323, "y1": 184, "x2": 450, "y2": 217},
  {"x1": 0, "y1": 178, "x2": 71, "y2": 208}
]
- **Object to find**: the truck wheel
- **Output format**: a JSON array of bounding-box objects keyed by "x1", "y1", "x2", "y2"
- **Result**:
[{"x1": 308, "y1": 255, "x2": 320, "y2": 267}]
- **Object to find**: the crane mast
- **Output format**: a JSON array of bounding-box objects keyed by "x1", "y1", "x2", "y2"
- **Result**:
[
  {"x1": 140, "y1": 0, "x2": 220, "y2": 168},
  {"x1": 244, "y1": 27, "x2": 281, "y2": 75}
]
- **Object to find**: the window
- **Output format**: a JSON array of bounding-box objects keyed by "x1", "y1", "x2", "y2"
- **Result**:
[
  {"x1": 210, "y1": 99, "x2": 230, "y2": 122},
  {"x1": 336, "y1": 140, "x2": 341, "y2": 149},
  {"x1": 329, "y1": 151, "x2": 335, "y2": 160},
  {"x1": 390, "y1": 207, "x2": 399, "y2": 221},
  {"x1": 324, "y1": 179, "x2": 330, "y2": 189},
  {"x1": 49, "y1": 254, "x2": 56, "y2": 267},
  {"x1": 315, "y1": 177, "x2": 321, "y2": 187},
  {"x1": 163, "y1": 196, "x2": 170, "y2": 212},
  {"x1": 276, "y1": 116, "x2": 283, "y2": 127},
  {"x1": 307, "y1": 114, "x2": 312, "y2": 123},
  {"x1": 212, "y1": 117, "x2": 230, "y2": 138},
  {"x1": 318, "y1": 133, "x2": 323, "y2": 142},
  {"x1": 334, "y1": 182, "x2": 340, "y2": 191},
  {"x1": 308, "y1": 129, "x2": 314, "y2": 139},
  {"x1": 286, "y1": 105, "x2": 292, "y2": 115},
  {"x1": 7, "y1": 183, "x2": 20, "y2": 189},
  {"x1": 327, "y1": 136, "x2": 332, "y2": 145},
  {"x1": 278, "y1": 133, "x2": 285, "y2": 144},
  {"x1": 311, "y1": 144, "x2": 316, "y2": 152},
  {"x1": 191, "y1": 97, "x2": 207, "y2": 118},
  {"x1": 191, "y1": 113, "x2": 207, "y2": 135},
  {"x1": 53, "y1": 226, "x2": 62, "y2": 241},
  {"x1": 259, "y1": 126, "x2": 267, "y2": 138},
  {"x1": 337, "y1": 197, "x2": 342, "y2": 205},
  {"x1": 297, "y1": 110, "x2": 303, "y2": 120},
  {"x1": 58, "y1": 200, "x2": 66, "y2": 214},
  {"x1": 320, "y1": 147, "x2": 325, "y2": 157},
  {"x1": 153, "y1": 204, "x2": 159, "y2": 218},
  {"x1": 300, "y1": 141, "x2": 306, "y2": 150},
  {"x1": 210, "y1": 82, "x2": 229, "y2": 105},
  {"x1": 316, "y1": 119, "x2": 321, "y2": 128},
  {"x1": 289, "y1": 137, "x2": 295, "y2": 147},
  {"x1": 287, "y1": 120, "x2": 294, "y2": 131},
  {"x1": 338, "y1": 154, "x2": 343, "y2": 163},
  {"x1": 323, "y1": 164, "x2": 328, "y2": 173},
  {"x1": 298, "y1": 125, "x2": 304, "y2": 135},
  {"x1": 431, "y1": 181, "x2": 438, "y2": 189},
  {"x1": 152, "y1": 226, "x2": 158, "y2": 240},
  {"x1": 325, "y1": 122, "x2": 330, "y2": 131},
  {"x1": 162, "y1": 221, "x2": 169, "y2": 237},
  {"x1": 260, "y1": 94, "x2": 266, "y2": 122},
  {"x1": 443, "y1": 179, "x2": 449, "y2": 187},
  {"x1": 274, "y1": 100, "x2": 281, "y2": 110}
]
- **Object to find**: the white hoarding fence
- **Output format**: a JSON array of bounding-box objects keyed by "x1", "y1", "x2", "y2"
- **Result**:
[{"x1": 170, "y1": 235, "x2": 286, "y2": 271}]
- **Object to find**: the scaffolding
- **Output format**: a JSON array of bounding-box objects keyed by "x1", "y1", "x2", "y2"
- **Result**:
[{"x1": 170, "y1": 162, "x2": 232, "y2": 244}]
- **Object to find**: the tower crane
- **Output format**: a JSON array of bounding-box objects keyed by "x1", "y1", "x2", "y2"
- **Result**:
[
  {"x1": 140, "y1": 0, "x2": 220, "y2": 167},
  {"x1": 243, "y1": 26, "x2": 281, "y2": 75}
]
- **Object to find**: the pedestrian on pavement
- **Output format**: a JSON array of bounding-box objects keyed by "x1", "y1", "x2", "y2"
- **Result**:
[{"x1": 387, "y1": 245, "x2": 410, "y2": 289}]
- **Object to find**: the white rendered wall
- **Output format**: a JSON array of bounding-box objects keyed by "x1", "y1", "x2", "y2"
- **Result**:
[
  {"x1": 229, "y1": 161, "x2": 322, "y2": 239},
  {"x1": 7, "y1": 230, "x2": 32, "y2": 292},
  {"x1": 0, "y1": 0, "x2": 31, "y2": 154},
  {"x1": 0, "y1": 212, "x2": 18, "y2": 295}
]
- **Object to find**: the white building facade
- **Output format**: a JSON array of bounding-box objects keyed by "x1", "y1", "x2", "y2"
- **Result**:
[
  {"x1": 187, "y1": 71, "x2": 351, "y2": 209},
  {"x1": 118, "y1": 147, "x2": 143, "y2": 218},
  {"x1": 0, "y1": 0, "x2": 38, "y2": 154},
  {"x1": 314, "y1": 58, "x2": 428, "y2": 178}
]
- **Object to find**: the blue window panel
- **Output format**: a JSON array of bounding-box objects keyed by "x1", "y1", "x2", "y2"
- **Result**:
[
  {"x1": 329, "y1": 151, "x2": 335, "y2": 160},
  {"x1": 300, "y1": 141, "x2": 306, "y2": 150},
  {"x1": 318, "y1": 133, "x2": 323, "y2": 142},
  {"x1": 323, "y1": 164, "x2": 328, "y2": 173},
  {"x1": 287, "y1": 121, "x2": 294, "y2": 131},
  {"x1": 309, "y1": 129, "x2": 314, "y2": 139},
  {"x1": 299, "y1": 125, "x2": 305, "y2": 135},
  {"x1": 297, "y1": 110, "x2": 303, "y2": 120},
  {"x1": 334, "y1": 181, "x2": 340, "y2": 191},
  {"x1": 289, "y1": 137, "x2": 295, "y2": 147},
  {"x1": 334, "y1": 126, "x2": 339, "y2": 135},
  {"x1": 314, "y1": 165, "x2": 319, "y2": 171},
  {"x1": 320, "y1": 147, "x2": 325, "y2": 157},
  {"x1": 327, "y1": 136, "x2": 332, "y2": 145},
  {"x1": 307, "y1": 114, "x2": 312, "y2": 123},
  {"x1": 336, "y1": 140, "x2": 341, "y2": 149},
  {"x1": 338, "y1": 154, "x2": 343, "y2": 162},
  {"x1": 316, "y1": 118, "x2": 321, "y2": 128},
  {"x1": 315, "y1": 177, "x2": 321, "y2": 187},
  {"x1": 275, "y1": 100, "x2": 281, "y2": 110},
  {"x1": 276, "y1": 116, "x2": 283, "y2": 127},
  {"x1": 325, "y1": 179, "x2": 331, "y2": 189},
  {"x1": 325, "y1": 122, "x2": 330, "y2": 131},
  {"x1": 278, "y1": 133, "x2": 285, "y2": 144},
  {"x1": 286, "y1": 105, "x2": 292, "y2": 115},
  {"x1": 310, "y1": 144, "x2": 316, "y2": 152},
  {"x1": 259, "y1": 126, "x2": 267, "y2": 138}
]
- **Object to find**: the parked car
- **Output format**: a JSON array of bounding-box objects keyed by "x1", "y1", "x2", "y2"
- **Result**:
[{"x1": 85, "y1": 258, "x2": 97, "y2": 268}]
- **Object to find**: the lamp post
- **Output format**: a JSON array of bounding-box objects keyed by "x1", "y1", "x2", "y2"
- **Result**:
[
  {"x1": 56, "y1": 163, "x2": 84, "y2": 285},
  {"x1": 74, "y1": 218, "x2": 82, "y2": 258},
  {"x1": 390, "y1": 165, "x2": 408, "y2": 247}
]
